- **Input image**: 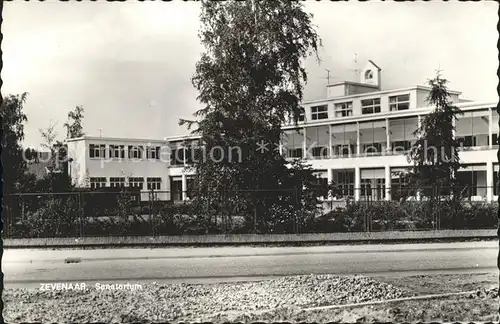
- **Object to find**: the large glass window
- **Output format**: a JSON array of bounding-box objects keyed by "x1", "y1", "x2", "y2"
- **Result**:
[
  {"x1": 492, "y1": 111, "x2": 499, "y2": 147},
  {"x1": 456, "y1": 164, "x2": 487, "y2": 200},
  {"x1": 494, "y1": 163, "x2": 499, "y2": 196},
  {"x1": 283, "y1": 129, "x2": 304, "y2": 159},
  {"x1": 331, "y1": 169, "x2": 355, "y2": 198},
  {"x1": 306, "y1": 126, "x2": 329, "y2": 159},
  {"x1": 360, "y1": 168, "x2": 385, "y2": 201},
  {"x1": 389, "y1": 117, "x2": 418, "y2": 154},
  {"x1": 359, "y1": 120, "x2": 386, "y2": 156},
  {"x1": 456, "y1": 110, "x2": 489, "y2": 150},
  {"x1": 390, "y1": 167, "x2": 416, "y2": 201},
  {"x1": 331, "y1": 123, "x2": 357, "y2": 158},
  {"x1": 170, "y1": 146, "x2": 186, "y2": 165}
]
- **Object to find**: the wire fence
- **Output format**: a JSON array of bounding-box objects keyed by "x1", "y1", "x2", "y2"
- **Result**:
[{"x1": 3, "y1": 186, "x2": 499, "y2": 238}]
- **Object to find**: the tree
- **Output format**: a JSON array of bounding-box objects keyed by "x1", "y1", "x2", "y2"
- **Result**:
[
  {"x1": 406, "y1": 72, "x2": 463, "y2": 199},
  {"x1": 38, "y1": 122, "x2": 72, "y2": 192},
  {"x1": 64, "y1": 105, "x2": 84, "y2": 139},
  {"x1": 1, "y1": 93, "x2": 29, "y2": 194},
  {"x1": 181, "y1": 0, "x2": 321, "y2": 232}
]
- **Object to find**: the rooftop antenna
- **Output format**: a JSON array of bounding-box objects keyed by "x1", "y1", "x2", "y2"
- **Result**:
[
  {"x1": 325, "y1": 69, "x2": 331, "y2": 84},
  {"x1": 99, "y1": 128, "x2": 102, "y2": 138},
  {"x1": 354, "y1": 52, "x2": 360, "y2": 78}
]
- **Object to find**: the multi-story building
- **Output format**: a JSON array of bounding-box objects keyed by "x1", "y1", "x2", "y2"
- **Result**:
[{"x1": 66, "y1": 61, "x2": 499, "y2": 202}]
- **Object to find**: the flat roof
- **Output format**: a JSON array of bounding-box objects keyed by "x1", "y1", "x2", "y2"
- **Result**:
[
  {"x1": 304, "y1": 85, "x2": 462, "y2": 105},
  {"x1": 326, "y1": 81, "x2": 379, "y2": 88}
]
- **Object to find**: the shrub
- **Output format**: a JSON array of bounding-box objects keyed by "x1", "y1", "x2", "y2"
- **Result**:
[{"x1": 22, "y1": 195, "x2": 80, "y2": 238}]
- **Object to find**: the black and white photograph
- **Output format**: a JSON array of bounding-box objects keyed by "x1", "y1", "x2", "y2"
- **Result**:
[{"x1": 1, "y1": 0, "x2": 499, "y2": 322}]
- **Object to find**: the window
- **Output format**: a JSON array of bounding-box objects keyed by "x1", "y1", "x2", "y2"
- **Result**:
[
  {"x1": 392, "y1": 140, "x2": 411, "y2": 152},
  {"x1": 335, "y1": 145, "x2": 353, "y2": 157},
  {"x1": 312, "y1": 147, "x2": 328, "y2": 159},
  {"x1": 457, "y1": 136, "x2": 476, "y2": 148},
  {"x1": 128, "y1": 145, "x2": 144, "y2": 159},
  {"x1": 336, "y1": 171, "x2": 355, "y2": 197},
  {"x1": 110, "y1": 177, "x2": 125, "y2": 188},
  {"x1": 287, "y1": 148, "x2": 303, "y2": 159},
  {"x1": 360, "y1": 179, "x2": 372, "y2": 198},
  {"x1": 128, "y1": 177, "x2": 144, "y2": 190},
  {"x1": 494, "y1": 164, "x2": 499, "y2": 196},
  {"x1": 146, "y1": 146, "x2": 160, "y2": 159},
  {"x1": 363, "y1": 143, "x2": 382, "y2": 155},
  {"x1": 391, "y1": 175, "x2": 412, "y2": 201},
  {"x1": 493, "y1": 133, "x2": 499, "y2": 146},
  {"x1": 389, "y1": 94, "x2": 410, "y2": 111},
  {"x1": 147, "y1": 177, "x2": 162, "y2": 190},
  {"x1": 170, "y1": 147, "x2": 186, "y2": 165},
  {"x1": 89, "y1": 144, "x2": 106, "y2": 158},
  {"x1": 311, "y1": 105, "x2": 328, "y2": 120},
  {"x1": 298, "y1": 108, "x2": 305, "y2": 122},
  {"x1": 185, "y1": 146, "x2": 204, "y2": 164},
  {"x1": 335, "y1": 102, "x2": 353, "y2": 118},
  {"x1": 109, "y1": 145, "x2": 125, "y2": 159},
  {"x1": 90, "y1": 177, "x2": 106, "y2": 189},
  {"x1": 361, "y1": 98, "x2": 381, "y2": 114}
]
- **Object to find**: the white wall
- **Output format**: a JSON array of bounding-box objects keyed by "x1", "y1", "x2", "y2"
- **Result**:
[
  {"x1": 416, "y1": 88, "x2": 460, "y2": 107},
  {"x1": 69, "y1": 137, "x2": 172, "y2": 199},
  {"x1": 346, "y1": 84, "x2": 379, "y2": 96},
  {"x1": 389, "y1": 118, "x2": 418, "y2": 144},
  {"x1": 327, "y1": 84, "x2": 346, "y2": 98},
  {"x1": 416, "y1": 89, "x2": 430, "y2": 107}
]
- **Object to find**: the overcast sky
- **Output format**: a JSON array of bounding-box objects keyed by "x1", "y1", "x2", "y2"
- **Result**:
[{"x1": 4, "y1": 1, "x2": 498, "y2": 148}]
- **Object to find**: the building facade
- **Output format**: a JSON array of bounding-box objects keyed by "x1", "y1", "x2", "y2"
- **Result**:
[{"x1": 66, "y1": 61, "x2": 499, "y2": 202}]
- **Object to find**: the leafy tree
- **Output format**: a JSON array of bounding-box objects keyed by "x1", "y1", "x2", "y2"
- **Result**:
[
  {"x1": 38, "y1": 122, "x2": 72, "y2": 192},
  {"x1": 181, "y1": 0, "x2": 321, "y2": 232},
  {"x1": 1, "y1": 93, "x2": 29, "y2": 194},
  {"x1": 23, "y1": 147, "x2": 39, "y2": 163},
  {"x1": 64, "y1": 105, "x2": 84, "y2": 139},
  {"x1": 406, "y1": 72, "x2": 463, "y2": 199},
  {"x1": 39, "y1": 121, "x2": 58, "y2": 153}
]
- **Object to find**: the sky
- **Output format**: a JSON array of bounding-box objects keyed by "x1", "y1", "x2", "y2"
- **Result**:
[{"x1": 3, "y1": 1, "x2": 498, "y2": 149}]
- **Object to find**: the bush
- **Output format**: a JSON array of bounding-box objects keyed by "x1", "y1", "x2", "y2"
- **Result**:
[
  {"x1": 7, "y1": 195, "x2": 498, "y2": 238},
  {"x1": 21, "y1": 195, "x2": 80, "y2": 238},
  {"x1": 311, "y1": 200, "x2": 497, "y2": 233}
]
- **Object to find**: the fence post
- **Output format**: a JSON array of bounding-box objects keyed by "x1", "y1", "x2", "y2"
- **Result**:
[
  {"x1": 78, "y1": 192, "x2": 83, "y2": 237},
  {"x1": 4, "y1": 194, "x2": 8, "y2": 238},
  {"x1": 150, "y1": 189, "x2": 155, "y2": 237},
  {"x1": 253, "y1": 191, "x2": 257, "y2": 234}
]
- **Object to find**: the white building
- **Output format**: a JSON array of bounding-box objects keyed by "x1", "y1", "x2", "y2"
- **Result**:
[{"x1": 66, "y1": 61, "x2": 499, "y2": 202}]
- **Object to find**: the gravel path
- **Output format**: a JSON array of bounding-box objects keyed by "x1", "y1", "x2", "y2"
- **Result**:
[{"x1": 4, "y1": 275, "x2": 416, "y2": 323}]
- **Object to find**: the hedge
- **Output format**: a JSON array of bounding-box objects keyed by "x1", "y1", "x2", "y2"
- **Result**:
[{"x1": 6, "y1": 198, "x2": 499, "y2": 238}]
